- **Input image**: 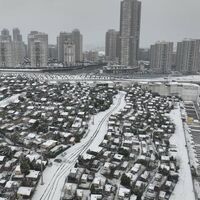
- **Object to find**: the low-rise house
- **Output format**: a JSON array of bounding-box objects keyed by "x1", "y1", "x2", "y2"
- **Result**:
[
  {"x1": 113, "y1": 154, "x2": 123, "y2": 162},
  {"x1": 5, "y1": 180, "x2": 20, "y2": 192},
  {"x1": 134, "y1": 180, "x2": 146, "y2": 192},
  {"x1": 62, "y1": 183, "x2": 77, "y2": 200},
  {"x1": 91, "y1": 177, "x2": 105, "y2": 194},
  {"x1": 4, "y1": 158, "x2": 17, "y2": 171},
  {"x1": 159, "y1": 191, "x2": 166, "y2": 200},
  {"x1": 121, "y1": 161, "x2": 129, "y2": 170},
  {"x1": 118, "y1": 187, "x2": 131, "y2": 200},
  {"x1": 17, "y1": 186, "x2": 33, "y2": 199},
  {"x1": 104, "y1": 184, "x2": 113, "y2": 194},
  {"x1": 13, "y1": 165, "x2": 24, "y2": 180},
  {"x1": 113, "y1": 170, "x2": 121, "y2": 179},
  {"x1": 26, "y1": 170, "x2": 40, "y2": 181},
  {"x1": 41, "y1": 140, "x2": 57, "y2": 150},
  {"x1": 140, "y1": 171, "x2": 149, "y2": 182},
  {"x1": 144, "y1": 184, "x2": 156, "y2": 200},
  {"x1": 80, "y1": 174, "x2": 88, "y2": 184},
  {"x1": 131, "y1": 164, "x2": 141, "y2": 174},
  {"x1": 161, "y1": 156, "x2": 170, "y2": 164},
  {"x1": 91, "y1": 160, "x2": 101, "y2": 172}
]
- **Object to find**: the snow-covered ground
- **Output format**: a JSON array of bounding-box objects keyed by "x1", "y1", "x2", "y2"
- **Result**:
[
  {"x1": 2, "y1": 72, "x2": 200, "y2": 83},
  {"x1": 169, "y1": 105, "x2": 196, "y2": 200},
  {"x1": 133, "y1": 75, "x2": 200, "y2": 83},
  {"x1": 32, "y1": 91, "x2": 127, "y2": 200}
]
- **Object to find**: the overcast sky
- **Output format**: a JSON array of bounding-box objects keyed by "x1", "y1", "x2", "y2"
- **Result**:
[{"x1": 0, "y1": 0, "x2": 200, "y2": 49}]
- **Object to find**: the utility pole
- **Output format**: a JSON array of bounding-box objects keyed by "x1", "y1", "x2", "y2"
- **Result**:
[
  {"x1": 40, "y1": 150, "x2": 44, "y2": 185},
  {"x1": 92, "y1": 115, "x2": 95, "y2": 125}
]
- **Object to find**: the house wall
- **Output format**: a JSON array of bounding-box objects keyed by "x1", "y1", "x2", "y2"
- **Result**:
[{"x1": 140, "y1": 82, "x2": 200, "y2": 102}]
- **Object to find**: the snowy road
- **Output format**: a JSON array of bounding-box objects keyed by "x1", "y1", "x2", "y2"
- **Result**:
[
  {"x1": 32, "y1": 91, "x2": 126, "y2": 200},
  {"x1": 169, "y1": 105, "x2": 196, "y2": 200}
]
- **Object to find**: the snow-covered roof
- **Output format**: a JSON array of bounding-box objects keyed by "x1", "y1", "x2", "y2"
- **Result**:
[
  {"x1": 90, "y1": 194, "x2": 102, "y2": 200},
  {"x1": 26, "y1": 170, "x2": 40, "y2": 179},
  {"x1": 0, "y1": 156, "x2": 5, "y2": 162},
  {"x1": 17, "y1": 186, "x2": 33, "y2": 196},
  {"x1": 42, "y1": 140, "x2": 57, "y2": 148},
  {"x1": 118, "y1": 187, "x2": 130, "y2": 197}
]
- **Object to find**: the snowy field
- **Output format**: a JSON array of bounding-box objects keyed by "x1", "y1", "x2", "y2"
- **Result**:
[
  {"x1": 169, "y1": 105, "x2": 195, "y2": 200},
  {"x1": 32, "y1": 91, "x2": 127, "y2": 200}
]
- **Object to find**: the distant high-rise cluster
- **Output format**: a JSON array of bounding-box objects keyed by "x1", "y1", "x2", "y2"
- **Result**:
[
  {"x1": 0, "y1": 0, "x2": 199, "y2": 74},
  {"x1": 104, "y1": 0, "x2": 200, "y2": 74},
  {"x1": 0, "y1": 28, "x2": 83, "y2": 68},
  {"x1": 148, "y1": 39, "x2": 200, "y2": 74},
  {"x1": 0, "y1": 28, "x2": 25, "y2": 68}
]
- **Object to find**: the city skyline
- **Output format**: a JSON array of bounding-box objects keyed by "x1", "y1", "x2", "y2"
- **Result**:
[
  {"x1": 0, "y1": 0, "x2": 200, "y2": 49},
  {"x1": 0, "y1": 0, "x2": 200, "y2": 199}
]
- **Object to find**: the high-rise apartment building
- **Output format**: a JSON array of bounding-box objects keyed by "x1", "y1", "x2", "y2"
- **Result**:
[
  {"x1": 28, "y1": 31, "x2": 48, "y2": 59},
  {"x1": 150, "y1": 41, "x2": 173, "y2": 73},
  {"x1": 120, "y1": 0, "x2": 141, "y2": 66},
  {"x1": 27, "y1": 31, "x2": 39, "y2": 58},
  {"x1": 12, "y1": 28, "x2": 26, "y2": 66},
  {"x1": 83, "y1": 51, "x2": 99, "y2": 63},
  {"x1": 64, "y1": 39, "x2": 76, "y2": 66},
  {"x1": 0, "y1": 40, "x2": 13, "y2": 68},
  {"x1": 176, "y1": 39, "x2": 200, "y2": 74},
  {"x1": 48, "y1": 45, "x2": 57, "y2": 60},
  {"x1": 0, "y1": 29, "x2": 13, "y2": 67},
  {"x1": 57, "y1": 32, "x2": 72, "y2": 62},
  {"x1": 57, "y1": 29, "x2": 83, "y2": 63},
  {"x1": 29, "y1": 32, "x2": 48, "y2": 68},
  {"x1": 72, "y1": 29, "x2": 83, "y2": 62},
  {"x1": 0, "y1": 29, "x2": 12, "y2": 41},
  {"x1": 13, "y1": 28, "x2": 22, "y2": 42},
  {"x1": 105, "y1": 29, "x2": 120, "y2": 63}
]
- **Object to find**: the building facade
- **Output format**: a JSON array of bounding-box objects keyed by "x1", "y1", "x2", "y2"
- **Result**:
[
  {"x1": 12, "y1": 28, "x2": 26, "y2": 66},
  {"x1": 0, "y1": 40, "x2": 13, "y2": 68},
  {"x1": 48, "y1": 45, "x2": 57, "y2": 60},
  {"x1": 57, "y1": 29, "x2": 83, "y2": 63},
  {"x1": 13, "y1": 28, "x2": 22, "y2": 42},
  {"x1": 176, "y1": 39, "x2": 200, "y2": 74},
  {"x1": 0, "y1": 29, "x2": 14, "y2": 68},
  {"x1": 28, "y1": 31, "x2": 48, "y2": 59},
  {"x1": 57, "y1": 32, "x2": 72, "y2": 62},
  {"x1": 120, "y1": 0, "x2": 141, "y2": 66},
  {"x1": 30, "y1": 32, "x2": 48, "y2": 68},
  {"x1": 150, "y1": 41, "x2": 173, "y2": 74},
  {"x1": 72, "y1": 29, "x2": 83, "y2": 63},
  {"x1": 1, "y1": 29, "x2": 12, "y2": 41},
  {"x1": 64, "y1": 40, "x2": 76, "y2": 66},
  {"x1": 83, "y1": 51, "x2": 99, "y2": 63},
  {"x1": 105, "y1": 29, "x2": 120, "y2": 63},
  {"x1": 138, "y1": 48, "x2": 150, "y2": 61}
]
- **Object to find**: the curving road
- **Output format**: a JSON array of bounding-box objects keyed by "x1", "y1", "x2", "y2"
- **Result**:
[{"x1": 32, "y1": 91, "x2": 126, "y2": 200}]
